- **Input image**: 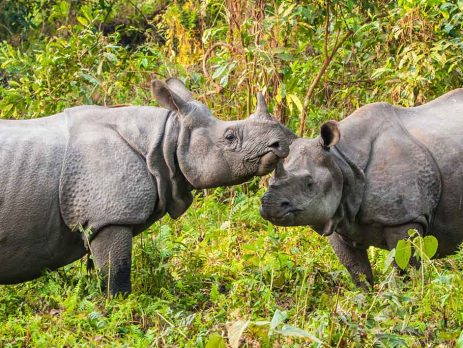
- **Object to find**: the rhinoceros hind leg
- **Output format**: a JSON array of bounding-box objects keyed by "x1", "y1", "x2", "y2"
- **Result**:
[
  {"x1": 328, "y1": 233, "x2": 373, "y2": 289},
  {"x1": 90, "y1": 225, "x2": 133, "y2": 296}
]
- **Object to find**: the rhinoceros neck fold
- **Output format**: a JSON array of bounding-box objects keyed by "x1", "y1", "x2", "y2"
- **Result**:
[
  {"x1": 142, "y1": 110, "x2": 194, "y2": 219},
  {"x1": 329, "y1": 146, "x2": 366, "y2": 238},
  {"x1": 96, "y1": 106, "x2": 194, "y2": 220},
  {"x1": 60, "y1": 106, "x2": 194, "y2": 233}
]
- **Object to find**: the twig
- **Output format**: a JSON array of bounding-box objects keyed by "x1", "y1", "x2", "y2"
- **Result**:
[
  {"x1": 201, "y1": 42, "x2": 233, "y2": 97},
  {"x1": 323, "y1": 0, "x2": 330, "y2": 58},
  {"x1": 298, "y1": 0, "x2": 353, "y2": 136}
]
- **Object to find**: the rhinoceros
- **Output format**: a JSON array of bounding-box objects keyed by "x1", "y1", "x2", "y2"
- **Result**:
[
  {"x1": 260, "y1": 89, "x2": 463, "y2": 287},
  {"x1": 0, "y1": 78, "x2": 291, "y2": 295}
]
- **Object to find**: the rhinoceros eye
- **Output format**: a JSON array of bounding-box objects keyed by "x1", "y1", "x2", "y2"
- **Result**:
[
  {"x1": 305, "y1": 176, "x2": 314, "y2": 189},
  {"x1": 225, "y1": 132, "x2": 236, "y2": 142}
]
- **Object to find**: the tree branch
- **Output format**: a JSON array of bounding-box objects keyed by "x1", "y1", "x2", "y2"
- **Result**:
[
  {"x1": 323, "y1": 0, "x2": 330, "y2": 58},
  {"x1": 200, "y1": 42, "x2": 234, "y2": 99},
  {"x1": 298, "y1": 0, "x2": 353, "y2": 137}
]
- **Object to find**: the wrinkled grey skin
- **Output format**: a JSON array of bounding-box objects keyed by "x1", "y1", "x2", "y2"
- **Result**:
[
  {"x1": 261, "y1": 89, "x2": 463, "y2": 287},
  {"x1": 0, "y1": 78, "x2": 291, "y2": 295}
]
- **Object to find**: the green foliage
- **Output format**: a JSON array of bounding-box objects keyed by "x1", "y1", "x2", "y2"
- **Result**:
[
  {"x1": 395, "y1": 239, "x2": 412, "y2": 270},
  {"x1": 2, "y1": 192, "x2": 463, "y2": 346},
  {"x1": 1, "y1": 0, "x2": 463, "y2": 346},
  {"x1": 391, "y1": 229, "x2": 440, "y2": 271}
]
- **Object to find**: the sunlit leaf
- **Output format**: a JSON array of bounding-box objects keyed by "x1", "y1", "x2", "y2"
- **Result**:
[
  {"x1": 287, "y1": 94, "x2": 303, "y2": 113},
  {"x1": 270, "y1": 309, "x2": 287, "y2": 331},
  {"x1": 423, "y1": 235, "x2": 438, "y2": 259},
  {"x1": 457, "y1": 330, "x2": 463, "y2": 348},
  {"x1": 277, "y1": 325, "x2": 323, "y2": 344},
  {"x1": 205, "y1": 333, "x2": 226, "y2": 348},
  {"x1": 228, "y1": 320, "x2": 250, "y2": 348},
  {"x1": 76, "y1": 16, "x2": 88, "y2": 26},
  {"x1": 395, "y1": 240, "x2": 411, "y2": 270}
]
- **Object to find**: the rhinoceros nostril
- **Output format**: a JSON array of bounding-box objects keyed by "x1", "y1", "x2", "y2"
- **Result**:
[{"x1": 280, "y1": 200, "x2": 291, "y2": 209}]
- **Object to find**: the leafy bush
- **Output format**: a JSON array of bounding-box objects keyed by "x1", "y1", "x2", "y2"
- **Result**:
[{"x1": 1, "y1": 0, "x2": 463, "y2": 346}]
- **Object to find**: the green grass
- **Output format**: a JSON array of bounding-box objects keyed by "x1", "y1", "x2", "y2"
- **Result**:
[{"x1": 1, "y1": 184, "x2": 463, "y2": 347}]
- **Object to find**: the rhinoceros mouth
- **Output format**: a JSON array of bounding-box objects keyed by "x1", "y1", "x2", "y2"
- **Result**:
[
  {"x1": 256, "y1": 151, "x2": 280, "y2": 175},
  {"x1": 259, "y1": 205, "x2": 301, "y2": 226}
]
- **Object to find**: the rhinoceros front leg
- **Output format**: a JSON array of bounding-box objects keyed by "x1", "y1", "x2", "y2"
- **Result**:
[
  {"x1": 328, "y1": 233, "x2": 374, "y2": 289},
  {"x1": 90, "y1": 225, "x2": 133, "y2": 296}
]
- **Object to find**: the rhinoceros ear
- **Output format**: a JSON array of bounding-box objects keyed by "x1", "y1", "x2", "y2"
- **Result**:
[
  {"x1": 165, "y1": 78, "x2": 193, "y2": 102},
  {"x1": 249, "y1": 92, "x2": 275, "y2": 122},
  {"x1": 151, "y1": 79, "x2": 189, "y2": 114},
  {"x1": 320, "y1": 120, "x2": 340, "y2": 149}
]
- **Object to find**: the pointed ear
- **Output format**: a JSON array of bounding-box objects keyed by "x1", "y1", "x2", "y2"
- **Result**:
[
  {"x1": 151, "y1": 79, "x2": 189, "y2": 113},
  {"x1": 165, "y1": 78, "x2": 193, "y2": 102},
  {"x1": 249, "y1": 92, "x2": 276, "y2": 122},
  {"x1": 320, "y1": 120, "x2": 340, "y2": 149}
]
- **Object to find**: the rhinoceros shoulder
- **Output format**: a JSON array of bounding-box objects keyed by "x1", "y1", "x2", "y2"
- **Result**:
[{"x1": 59, "y1": 107, "x2": 160, "y2": 234}]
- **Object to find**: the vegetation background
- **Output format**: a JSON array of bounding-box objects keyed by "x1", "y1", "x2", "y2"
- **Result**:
[{"x1": 1, "y1": 0, "x2": 463, "y2": 346}]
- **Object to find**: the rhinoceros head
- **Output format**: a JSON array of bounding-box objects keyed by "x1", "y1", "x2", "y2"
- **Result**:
[
  {"x1": 260, "y1": 121, "x2": 345, "y2": 235},
  {"x1": 151, "y1": 78, "x2": 292, "y2": 188}
]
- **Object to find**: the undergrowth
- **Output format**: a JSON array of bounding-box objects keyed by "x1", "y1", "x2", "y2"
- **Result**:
[
  {"x1": 1, "y1": 185, "x2": 463, "y2": 347},
  {"x1": 2, "y1": 1, "x2": 463, "y2": 346}
]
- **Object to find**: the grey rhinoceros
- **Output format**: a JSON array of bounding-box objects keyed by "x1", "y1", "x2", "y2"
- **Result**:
[
  {"x1": 0, "y1": 78, "x2": 291, "y2": 295},
  {"x1": 260, "y1": 89, "x2": 463, "y2": 287}
]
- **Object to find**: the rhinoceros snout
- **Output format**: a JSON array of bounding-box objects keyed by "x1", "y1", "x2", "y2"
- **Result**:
[
  {"x1": 268, "y1": 139, "x2": 289, "y2": 158},
  {"x1": 256, "y1": 152, "x2": 280, "y2": 175},
  {"x1": 260, "y1": 194, "x2": 296, "y2": 224}
]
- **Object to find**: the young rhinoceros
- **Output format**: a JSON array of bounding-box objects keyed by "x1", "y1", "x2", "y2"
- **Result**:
[
  {"x1": 0, "y1": 78, "x2": 290, "y2": 295},
  {"x1": 260, "y1": 89, "x2": 463, "y2": 288}
]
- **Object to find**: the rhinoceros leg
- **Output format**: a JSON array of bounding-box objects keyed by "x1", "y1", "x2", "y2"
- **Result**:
[
  {"x1": 90, "y1": 225, "x2": 133, "y2": 296},
  {"x1": 328, "y1": 233, "x2": 373, "y2": 289}
]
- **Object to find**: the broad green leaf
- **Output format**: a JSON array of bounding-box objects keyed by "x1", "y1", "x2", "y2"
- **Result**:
[
  {"x1": 253, "y1": 320, "x2": 271, "y2": 326},
  {"x1": 104, "y1": 52, "x2": 118, "y2": 64},
  {"x1": 457, "y1": 330, "x2": 463, "y2": 348},
  {"x1": 423, "y1": 235, "x2": 438, "y2": 259},
  {"x1": 228, "y1": 320, "x2": 250, "y2": 348},
  {"x1": 276, "y1": 52, "x2": 294, "y2": 61},
  {"x1": 287, "y1": 94, "x2": 303, "y2": 113},
  {"x1": 407, "y1": 228, "x2": 418, "y2": 237},
  {"x1": 76, "y1": 16, "x2": 88, "y2": 26},
  {"x1": 395, "y1": 240, "x2": 411, "y2": 270},
  {"x1": 384, "y1": 249, "x2": 396, "y2": 272},
  {"x1": 205, "y1": 333, "x2": 226, "y2": 348},
  {"x1": 212, "y1": 64, "x2": 228, "y2": 80},
  {"x1": 270, "y1": 309, "x2": 287, "y2": 331},
  {"x1": 277, "y1": 325, "x2": 323, "y2": 344},
  {"x1": 80, "y1": 73, "x2": 99, "y2": 86}
]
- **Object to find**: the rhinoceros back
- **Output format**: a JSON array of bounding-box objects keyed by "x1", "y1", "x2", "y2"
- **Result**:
[{"x1": 0, "y1": 114, "x2": 85, "y2": 282}]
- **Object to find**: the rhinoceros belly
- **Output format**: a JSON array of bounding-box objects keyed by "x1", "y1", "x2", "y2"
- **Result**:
[{"x1": 0, "y1": 117, "x2": 86, "y2": 283}]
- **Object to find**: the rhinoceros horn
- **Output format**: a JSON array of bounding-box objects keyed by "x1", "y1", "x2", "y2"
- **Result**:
[
  {"x1": 250, "y1": 92, "x2": 275, "y2": 122},
  {"x1": 256, "y1": 92, "x2": 268, "y2": 114}
]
